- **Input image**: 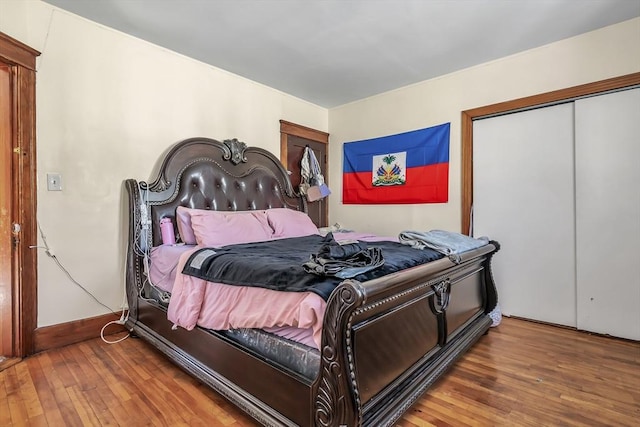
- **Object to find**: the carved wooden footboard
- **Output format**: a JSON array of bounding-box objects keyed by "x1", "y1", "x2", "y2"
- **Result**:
[
  {"x1": 313, "y1": 242, "x2": 498, "y2": 426},
  {"x1": 123, "y1": 137, "x2": 499, "y2": 426}
]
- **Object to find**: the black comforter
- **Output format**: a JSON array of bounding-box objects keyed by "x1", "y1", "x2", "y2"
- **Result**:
[{"x1": 182, "y1": 234, "x2": 443, "y2": 301}]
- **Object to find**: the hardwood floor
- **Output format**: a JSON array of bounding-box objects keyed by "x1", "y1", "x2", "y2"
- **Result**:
[{"x1": 1, "y1": 317, "x2": 638, "y2": 426}]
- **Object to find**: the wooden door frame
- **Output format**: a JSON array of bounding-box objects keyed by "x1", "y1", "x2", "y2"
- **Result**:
[
  {"x1": 279, "y1": 120, "x2": 329, "y2": 220},
  {"x1": 461, "y1": 72, "x2": 640, "y2": 235},
  {"x1": 0, "y1": 32, "x2": 40, "y2": 357}
]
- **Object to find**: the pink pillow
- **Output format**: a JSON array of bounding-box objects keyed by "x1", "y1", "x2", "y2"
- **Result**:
[
  {"x1": 266, "y1": 208, "x2": 319, "y2": 239},
  {"x1": 189, "y1": 209, "x2": 273, "y2": 247},
  {"x1": 176, "y1": 206, "x2": 198, "y2": 244}
]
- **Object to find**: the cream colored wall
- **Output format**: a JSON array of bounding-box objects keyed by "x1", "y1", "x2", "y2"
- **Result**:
[
  {"x1": 0, "y1": 1, "x2": 328, "y2": 326},
  {"x1": 328, "y1": 17, "x2": 640, "y2": 237}
]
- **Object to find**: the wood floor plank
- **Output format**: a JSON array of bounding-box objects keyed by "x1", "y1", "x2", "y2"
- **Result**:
[
  {"x1": 93, "y1": 338, "x2": 198, "y2": 426},
  {"x1": 407, "y1": 318, "x2": 640, "y2": 427},
  {"x1": 0, "y1": 388, "x2": 12, "y2": 427},
  {"x1": 61, "y1": 341, "x2": 126, "y2": 426},
  {"x1": 20, "y1": 413, "x2": 49, "y2": 427},
  {"x1": 28, "y1": 354, "x2": 66, "y2": 426},
  {"x1": 65, "y1": 385, "x2": 101, "y2": 427},
  {"x1": 37, "y1": 352, "x2": 85, "y2": 427},
  {"x1": 78, "y1": 341, "x2": 132, "y2": 403},
  {"x1": 0, "y1": 317, "x2": 638, "y2": 426},
  {"x1": 118, "y1": 337, "x2": 256, "y2": 426},
  {"x1": 91, "y1": 341, "x2": 169, "y2": 426},
  {"x1": 13, "y1": 361, "x2": 45, "y2": 422},
  {"x1": 4, "y1": 365, "x2": 30, "y2": 426}
]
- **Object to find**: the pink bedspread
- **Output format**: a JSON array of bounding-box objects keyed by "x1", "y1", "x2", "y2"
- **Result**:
[
  {"x1": 149, "y1": 244, "x2": 196, "y2": 292},
  {"x1": 160, "y1": 232, "x2": 395, "y2": 350}
]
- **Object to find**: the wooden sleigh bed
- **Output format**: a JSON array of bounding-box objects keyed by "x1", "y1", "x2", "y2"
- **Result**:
[{"x1": 124, "y1": 137, "x2": 500, "y2": 427}]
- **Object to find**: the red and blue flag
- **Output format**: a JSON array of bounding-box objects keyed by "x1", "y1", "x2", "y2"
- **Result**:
[{"x1": 343, "y1": 123, "x2": 449, "y2": 204}]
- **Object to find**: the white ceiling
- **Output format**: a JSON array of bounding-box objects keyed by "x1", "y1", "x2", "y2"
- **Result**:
[{"x1": 44, "y1": 0, "x2": 640, "y2": 108}]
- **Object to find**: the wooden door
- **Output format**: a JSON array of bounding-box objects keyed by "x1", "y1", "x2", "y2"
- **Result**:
[
  {"x1": 0, "y1": 32, "x2": 39, "y2": 359},
  {"x1": 0, "y1": 64, "x2": 11, "y2": 357},
  {"x1": 280, "y1": 121, "x2": 329, "y2": 228}
]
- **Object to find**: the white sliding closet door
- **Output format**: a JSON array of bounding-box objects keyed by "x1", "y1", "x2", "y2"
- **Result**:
[
  {"x1": 575, "y1": 88, "x2": 640, "y2": 340},
  {"x1": 473, "y1": 103, "x2": 576, "y2": 326}
]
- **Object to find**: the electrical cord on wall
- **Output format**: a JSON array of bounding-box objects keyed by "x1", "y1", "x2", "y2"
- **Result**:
[
  {"x1": 137, "y1": 185, "x2": 171, "y2": 305},
  {"x1": 33, "y1": 221, "x2": 130, "y2": 344}
]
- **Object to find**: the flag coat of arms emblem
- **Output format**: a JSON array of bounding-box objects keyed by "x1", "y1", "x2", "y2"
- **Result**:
[
  {"x1": 343, "y1": 123, "x2": 449, "y2": 204},
  {"x1": 372, "y1": 152, "x2": 406, "y2": 186}
]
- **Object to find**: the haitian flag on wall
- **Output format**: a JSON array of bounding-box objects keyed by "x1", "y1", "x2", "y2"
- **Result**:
[{"x1": 343, "y1": 123, "x2": 449, "y2": 204}]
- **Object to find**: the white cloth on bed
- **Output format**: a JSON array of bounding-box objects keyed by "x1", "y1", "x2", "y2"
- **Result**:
[{"x1": 398, "y1": 229, "x2": 489, "y2": 263}]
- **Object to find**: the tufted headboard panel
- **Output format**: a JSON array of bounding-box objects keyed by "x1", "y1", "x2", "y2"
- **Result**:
[{"x1": 137, "y1": 137, "x2": 305, "y2": 247}]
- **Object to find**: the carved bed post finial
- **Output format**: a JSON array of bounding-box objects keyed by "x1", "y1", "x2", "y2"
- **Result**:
[{"x1": 222, "y1": 138, "x2": 248, "y2": 165}]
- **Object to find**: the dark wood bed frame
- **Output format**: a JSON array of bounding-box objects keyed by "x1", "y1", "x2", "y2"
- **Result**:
[{"x1": 124, "y1": 137, "x2": 499, "y2": 427}]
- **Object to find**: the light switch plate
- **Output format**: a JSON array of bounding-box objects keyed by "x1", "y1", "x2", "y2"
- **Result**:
[{"x1": 47, "y1": 173, "x2": 62, "y2": 191}]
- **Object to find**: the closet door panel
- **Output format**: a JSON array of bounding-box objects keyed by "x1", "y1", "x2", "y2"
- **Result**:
[
  {"x1": 473, "y1": 103, "x2": 576, "y2": 326},
  {"x1": 575, "y1": 88, "x2": 640, "y2": 340}
]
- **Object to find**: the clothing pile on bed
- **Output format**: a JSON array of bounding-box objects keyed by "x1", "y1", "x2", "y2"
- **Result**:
[{"x1": 302, "y1": 233, "x2": 384, "y2": 279}]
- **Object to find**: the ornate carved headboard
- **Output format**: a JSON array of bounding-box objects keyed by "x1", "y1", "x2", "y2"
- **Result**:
[{"x1": 134, "y1": 137, "x2": 305, "y2": 247}]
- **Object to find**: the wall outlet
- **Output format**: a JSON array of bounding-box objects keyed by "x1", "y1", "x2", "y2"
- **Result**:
[{"x1": 47, "y1": 173, "x2": 62, "y2": 191}]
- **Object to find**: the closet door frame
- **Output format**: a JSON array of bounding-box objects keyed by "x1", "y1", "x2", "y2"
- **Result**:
[{"x1": 461, "y1": 72, "x2": 640, "y2": 235}]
